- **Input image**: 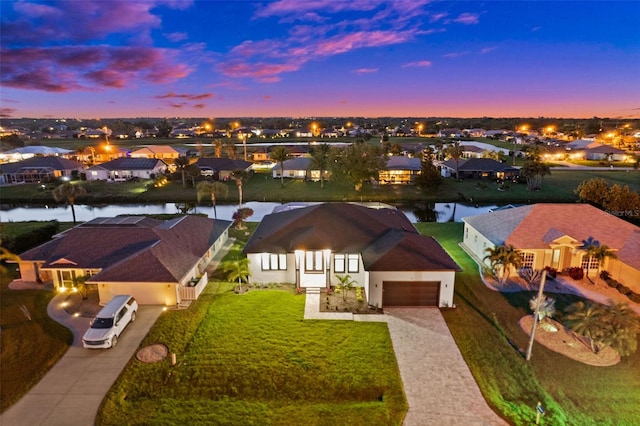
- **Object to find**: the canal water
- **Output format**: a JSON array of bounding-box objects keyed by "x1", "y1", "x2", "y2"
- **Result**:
[{"x1": 0, "y1": 201, "x2": 498, "y2": 223}]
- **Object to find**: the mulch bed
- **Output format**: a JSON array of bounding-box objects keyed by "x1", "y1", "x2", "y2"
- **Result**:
[
  {"x1": 319, "y1": 288, "x2": 382, "y2": 314},
  {"x1": 136, "y1": 344, "x2": 169, "y2": 363}
]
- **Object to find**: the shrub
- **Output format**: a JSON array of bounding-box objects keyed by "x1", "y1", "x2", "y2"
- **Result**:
[
  {"x1": 600, "y1": 270, "x2": 610, "y2": 281},
  {"x1": 544, "y1": 266, "x2": 557, "y2": 279},
  {"x1": 628, "y1": 292, "x2": 640, "y2": 303},
  {"x1": 567, "y1": 267, "x2": 584, "y2": 280},
  {"x1": 616, "y1": 283, "x2": 632, "y2": 296}
]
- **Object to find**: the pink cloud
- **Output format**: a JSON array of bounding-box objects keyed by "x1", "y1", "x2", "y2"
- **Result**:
[
  {"x1": 480, "y1": 46, "x2": 497, "y2": 54},
  {"x1": 218, "y1": 61, "x2": 300, "y2": 82},
  {"x1": 353, "y1": 68, "x2": 378, "y2": 75},
  {"x1": 0, "y1": 108, "x2": 17, "y2": 118},
  {"x1": 255, "y1": 0, "x2": 382, "y2": 18},
  {"x1": 316, "y1": 30, "x2": 416, "y2": 56},
  {"x1": 166, "y1": 32, "x2": 189, "y2": 42},
  {"x1": 454, "y1": 13, "x2": 480, "y2": 25},
  {"x1": 402, "y1": 60, "x2": 432, "y2": 68},
  {"x1": 155, "y1": 92, "x2": 213, "y2": 100},
  {"x1": 1, "y1": 46, "x2": 190, "y2": 92},
  {"x1": 443, "y1": 51, "x2": 469, "y2": 58}
]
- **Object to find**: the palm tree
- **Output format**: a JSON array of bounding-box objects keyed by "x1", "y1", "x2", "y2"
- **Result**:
[
  {"x1": 231, "y1": 169, "x2": 249, "y2": 208},
  {"x1": 270, "y1": 146, "x2": 290, "y2": 187},
  {"x1": 174, "y1": 156, "x2": 190, "y2": 188},
  {"x1": 310, "y1": 143, "x2": 331, "y2": 188},
  {"x1": 564, "y1": 301, "x2": 606, "y2": 353},
  {"x1": 52, "y1": 182, "x2": 87, "y2": 225},
  {"x1": 224, "y1": 139, "x2": 236, "y2": 159},
  {"x1": 529, "y1": 295, "x2": 556, "y2": 322},
  {"x1": 590, "y1": 244, "x2": 617, "y2": 285},
  {"x1": 196, "y1": 181, "x2": 229, "y2": 219},
  {"x1": 443, "y1": 141, "x2": 464, "y2": 179},
  {"x1": 214, "y1": 139, "x2": 222, "y2": 158},
  {"x1": 483, "y1": 244, "x2": 523, "y2": 285},
  {"x1": 221, "y1": 257, "x2": 250, "y2": 293},
  {"x1": 335, "y1": 274, "x2": 357, "y2": 301},
  {"x1": 601, "y1": 302, "x2": 640, "y2": 357}
]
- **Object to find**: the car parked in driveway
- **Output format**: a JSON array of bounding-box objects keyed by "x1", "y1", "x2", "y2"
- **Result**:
[{"x1": 82, "y1": 295, "x2": 138, "y2": 349}]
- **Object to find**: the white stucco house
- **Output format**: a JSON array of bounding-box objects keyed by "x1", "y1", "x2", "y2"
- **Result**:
[
  {"x1": 85, "y1": 157, "x2": 167, "y2": 181},
  {"x1": 16, "y1": 216, "x2": 232, "y2": 306},
  {"x1": 243, "y1": 203, "x2": 460, "y2": 308}
]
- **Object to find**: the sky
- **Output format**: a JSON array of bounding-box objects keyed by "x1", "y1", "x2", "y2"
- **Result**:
[{"x1": 1, "y1": 0, "x2": 639, "y2": 119}]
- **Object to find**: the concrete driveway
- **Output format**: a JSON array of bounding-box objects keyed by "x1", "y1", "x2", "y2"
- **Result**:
[{"x1": 0, "y1": 297, "x2": 163, "y2": 426}]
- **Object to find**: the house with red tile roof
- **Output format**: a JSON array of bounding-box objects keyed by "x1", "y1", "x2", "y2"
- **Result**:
[
  {"x1": 243, "y1": 203, "x2": 460, "y2": 308},
  {"x1": 17, "y1": 215, "x2": 232, "y2": 305},
  {"x1": 462, "y1": 204, "x2": 640, "y2": 291}
]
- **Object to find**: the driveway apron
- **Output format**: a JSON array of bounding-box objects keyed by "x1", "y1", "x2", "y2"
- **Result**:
[
  {"x1": 0, "y1": 304, "x2": 163, "y2": 426},
  {"x1": 381, "y1": 308, "x2": 508, "y2": 426}
]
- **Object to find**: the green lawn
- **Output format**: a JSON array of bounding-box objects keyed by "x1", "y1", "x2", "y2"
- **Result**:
[
  {"x1": 417, "y1": 223, "x2": 640, "y2": 426},
  {"x1": 0, "y1": 271, "x2": 73, "y2": 412},
  {"x1": 97, "y1": 287, "x2": 406, "y2": 425}
]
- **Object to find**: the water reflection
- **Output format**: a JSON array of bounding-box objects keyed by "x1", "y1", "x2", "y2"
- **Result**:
[{"x1": 0, "y1": 201, "x2": 497, "y2": 223}]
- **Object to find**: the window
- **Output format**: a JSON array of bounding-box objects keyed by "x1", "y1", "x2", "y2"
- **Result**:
[
  {"x1": 334, "y1": 254, "x2": 359, "y2": 273},
  {"x1": 521, "y1": 252, "x2": 535, "y2": 269},
  {"x1": 305, "y1": 251, "x2": 324, "y2": 273},
  {"x1": 261, "y1": 253, "x2": 287, "y2": 271},
  {"x1": 581, "y1": 255, "x2": 599, "y2": 271}
]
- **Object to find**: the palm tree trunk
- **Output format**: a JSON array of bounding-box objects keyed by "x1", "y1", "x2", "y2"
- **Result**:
[
  {"x1": 70, "y1": 203, "x2": 77, "y2": 225},
  {"x1": 211, "y1": 194, "x2": 217, "y2": 219}
]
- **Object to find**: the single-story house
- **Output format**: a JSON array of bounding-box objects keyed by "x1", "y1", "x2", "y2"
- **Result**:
[
  {"x1": 243, "y1": 202, "x2": 461, "y2": 308},
  {"x1": 378, "y1": 156, "x2": 421, "y2": 185},
  {"x1": 461, "y1": 204, "x2": 640, "y2": 292},
  {"x1": 0, "y1": 157, "x2": 85, "y2": 184},
  {"x1": 16, "y1": 215, "x2": 232, "y2": 305},
  {"x1": 584, "y1": 145, "x2": 627, "y2": 161},
  {"x1": 0, "y1": 146, "x2": 73, "y2": 162},
  {"x1": 85, "y1": 158, "x2": 167, "y2": 181},
  {"x1": 195, "y1": 158, "x2": 253, "y2": 180},
  {"x1": 130, "y1": 145, "x2": 188, "y2": 160},
  {"x1": 460, "y1": 145, "x2": 486, "y2": 159},
  {"x1": 271, "y1": 157, "x2": 330, "y2": 181},
  {"x1": 440, "y1": 158, "x2": 519, "y2": 180}
]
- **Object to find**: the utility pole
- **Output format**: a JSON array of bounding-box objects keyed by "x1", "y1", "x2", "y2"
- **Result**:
[{"x1": 526, "y1": 271, "x2": 547, "y2": 361}]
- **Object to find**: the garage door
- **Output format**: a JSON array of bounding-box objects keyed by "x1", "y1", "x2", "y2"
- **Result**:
[{"x1": 383, "y1": 281, "x2": 440, "y2": 307}]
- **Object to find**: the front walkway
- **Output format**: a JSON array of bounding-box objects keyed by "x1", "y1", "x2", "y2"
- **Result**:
[{"x1": 304, "y1": 293, "x2": 508, "y2": 425}]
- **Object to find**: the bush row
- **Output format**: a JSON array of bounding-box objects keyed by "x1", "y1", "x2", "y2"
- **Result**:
[
  {"x1": 600, "y1": 271, "x2": 640, "y2": 303},
  {"x1": 0, "y1": 221, "x2": 60, "y2": 254}
]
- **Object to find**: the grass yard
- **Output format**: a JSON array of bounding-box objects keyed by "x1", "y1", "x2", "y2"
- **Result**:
[
  {"x1": 97, "y1": 286, "x2": 406, "y2": 425},
  {"x1": 417, "y1": 222, "x2": 640, "y2": 426},
  {"x1": 0, "y1": 271, "x2": 73, "y2": 412}
]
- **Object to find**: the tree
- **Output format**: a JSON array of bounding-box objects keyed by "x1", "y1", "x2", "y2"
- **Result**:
[
  {"x1": 52, "y1": 182, "x2": 87, "y2": 225},
  {"x1": 309, "y1": 143, "x2": 331, "y2": 188},
  {"x1": 600, "y1": 302, "x2": 640, "y2": 357},
  {"x1": 564, "y1": 301, "x2": 607, "y2": 353},
  {"x1": 575, "y1": 178, "x2": 610, "y2": 206},
  {"x1": 174, "y1": 156, "x2": 190, "y2": 188},
  {"x1": 270, "y1": 145, "x2": 290, "y2": 186},
  {"x1": 232, "y1": 207, "x2": 253, "y2": 230},
  {"x1": 520, "y1": 158, "x2": 551, "y2": 191},
  {"x1": 483, "y1": 244, "x2": 523, "y2": 285},
  {"x1": 605, "y1": 184, "x2": 640, "y2": 215},
  {"x1": 443, "y1": 141, "x2": 464, "y2": 179},
  {"x1": 231, "y1": 169, "x2": 249, "y2": 207},
  {"x1": 224, "y1": 139, "x2": 236, "y2": 159},
  {"x1": 529, "y1": 294, "x2": 556, "y2": 322},
  {"x1": 580, "y1": 237, "x2": 617, "y2": 284},
  {"x1": 184, "y1": 163, "x2": 201, "y2": 188},
  {"x1": 221, "y1": 257, "x2": 250, "y2": 293},
  {"x1": 214, "y1": 139, "x2": 223, "y2": 158},
  {"x1": 156, "y1": 119, "x2": 172, "y2": 138},
  {"x1": 196, "y1": 181, "x2": 229, "y2": 219},
  {"x1": 330, "y1": 142, "x2": 386, "y2": 191},
  {"x1": 415, "y1": 148, "x2": 443, "y2": 189}
]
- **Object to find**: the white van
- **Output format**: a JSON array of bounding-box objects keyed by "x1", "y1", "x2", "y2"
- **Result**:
[{"x1": 82, "y1": 295, "x2": 138, "y2": 349}]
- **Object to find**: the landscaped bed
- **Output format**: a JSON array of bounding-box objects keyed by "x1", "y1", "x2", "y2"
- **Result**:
[{"x1": 97, "y1": 284, "x2": 407, "y2": 425}]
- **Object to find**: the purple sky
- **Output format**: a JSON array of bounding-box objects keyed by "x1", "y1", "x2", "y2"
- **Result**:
[{"x1": 1, "y1": 0, "x2": 639, "y2": 119}]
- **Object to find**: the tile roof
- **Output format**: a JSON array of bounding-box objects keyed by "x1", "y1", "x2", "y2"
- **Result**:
[
  {"x1": 272, "y1": 157, "x2": 314, "y2": 171},
  {"x1": 195, "y1": 158, "x2": 252, "y2": 171},
  {"x1": 464, "y1": 204, "x2": 640, "y2": 269},
  {"x1": 442, "y1": 158, "x2": 518, "y2": 172},
  {"x1": 385, "y1": 156, "x2": 421, "y2": 170},
  {"x1": 0, "y1": 156, "x2": 84, "y2": 173},
  {"x1": 20, "y1": 215, "x2": 232, "y2": 283},
  {"x1": 87, "y1": 157, "x2": 167, "y2": 171},
  {"x1": 244, "y1": 202, "x2": 459, "y2": 272}
]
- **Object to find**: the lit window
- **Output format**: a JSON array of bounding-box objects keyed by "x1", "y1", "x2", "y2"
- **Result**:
[
  {"x1": 305, "y1": 251, "x2": 324, "y2": 273},
  {"x1": 261, "y1": 253, "x2": 287, "y2": 271},
  {"x1": 581, "y1": 255, "x2": 599, "y2": 271},
  {"x1": 334, "y1": 254, "x2": 359, "y2": 273}
]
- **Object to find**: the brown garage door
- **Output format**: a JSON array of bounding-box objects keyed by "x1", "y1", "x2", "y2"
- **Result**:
[{"x1": 383, "y1": 281, "x2": 440, "y2": 307}]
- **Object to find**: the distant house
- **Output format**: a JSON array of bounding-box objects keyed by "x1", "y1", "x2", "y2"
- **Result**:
[
  {"x1": 272, "y1": 157, "x2": 330, "y2": 181},
  {"x1": 0, "y1": 157, "x2": 84, "y2": 184},
  {"x1": 584, "y1": 145, "x2": 627, "y2": 161},
  {"x1": 243, "y1": 203, "x2": 460, "y2": 307},
  {"x1": 16, "y1": 216, "x2": 232, "y2": 305},
  {"x1": 460, "y1": 145, "x2": 486, "y2": 159},
  {"x1": 437, "y1": 128, "x2": 463, "y2": 138},
  {"x1": 378, "y1": 156, "x2": 421, "y2": 185},
  {"x1": 0, "y1": 146, "x2": 73, "y2": 162},
  {"x1": 462, "y1": 204, "x2": 640, "y2": 292},
  {"x1": 85, "y1": 158, "x2": 167, "y2": 181},
  {"x1": 440, "y1": 158, "x2": 519, "y2": 180},
  {"x1": 195, "y1": 158, "x2": 253, "y2": 180},
  {"x1": 130, "y1": 146, "x2": 188, "y2": 160}
]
